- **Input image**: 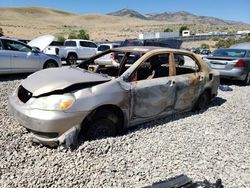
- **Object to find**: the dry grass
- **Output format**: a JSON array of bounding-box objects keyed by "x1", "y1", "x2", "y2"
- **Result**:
[{"x1": 1, "y1": 7, "x2": 250, "y2": 42}]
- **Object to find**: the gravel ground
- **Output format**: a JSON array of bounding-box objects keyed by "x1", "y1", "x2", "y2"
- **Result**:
[{"x1": 0, "y1": 78, "x2": 249, "y2": 187}]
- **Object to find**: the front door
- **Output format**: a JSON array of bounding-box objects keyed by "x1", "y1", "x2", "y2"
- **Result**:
[
  {"x1": 0, "y1": 39, "x2": 12, "y2": 73},
  {"x1": 3, "y1": 39, "x2": 41, "y2": 72},
  {"x1": 129, "y1": 53, "x2": 176, "y2": 123}
]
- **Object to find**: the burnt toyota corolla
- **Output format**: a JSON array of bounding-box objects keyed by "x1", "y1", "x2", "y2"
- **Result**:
[{"x1": 9, "y1": 46, "x2": 220, "y2": 147}]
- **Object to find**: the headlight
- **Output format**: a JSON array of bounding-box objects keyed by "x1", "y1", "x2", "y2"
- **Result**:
[{"x1": 27, "y1": 94, "x2": 75, "y2": 111}]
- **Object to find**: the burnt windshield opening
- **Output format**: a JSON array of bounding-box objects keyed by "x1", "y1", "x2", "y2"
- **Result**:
[{"x1": 78, "y1": 49, "x2": 143, "y2": 78}]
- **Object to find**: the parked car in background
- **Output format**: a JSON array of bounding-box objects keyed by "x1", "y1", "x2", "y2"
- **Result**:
[
  {"x1": 203, "y1": 48, "x2": 250, "y2": 85},
  {"x1": 200, "y1": 49, "x2": 211, "y2": 56},
  {"x1": 120, "y1": 38, "x2": 182, "y2": 49},
  {"x1": 230, "y1": 42, "x2": 250, "y2": 50},
  {"x1": 190, "y1": 47, "x2": 200, "y2": 54},
  {"x1": 58, "y1": 39, "x2": 97, "y2": 65},
  {"x1": 9, "y1": 46, "x2": 219, "y2": 147},
  {"x1": 94, "y1": 43, "x2": 120, "y2": 67},
  {"x1": 0, "y1": 36, "x2": 61, "y2": 74}
]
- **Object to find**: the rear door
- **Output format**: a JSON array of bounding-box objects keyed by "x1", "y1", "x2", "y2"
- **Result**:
[
  {"x1": 79, "y1": 41, "x2": 97, "y2": 58},
  {"x1": 171, "y1": 52, "x2": 205, "y2": 111},
  {"x1": 0, "y1": 39, "x2": 12, "y2": 73}
]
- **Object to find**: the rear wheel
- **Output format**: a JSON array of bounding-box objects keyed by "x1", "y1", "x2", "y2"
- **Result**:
[
  {"x1": 66, "y1": 53, "x2": 77, "y2": 65},
  {"x1": 43, "y1": 61, "x2": 58, "y2": 69},
  {"x1": 194, "y1": 91, "x2": 210, "y2": 111}
]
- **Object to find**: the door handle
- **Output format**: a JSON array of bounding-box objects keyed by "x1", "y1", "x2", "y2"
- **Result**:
[{"x1": 170, "y1": 80, "x2": 175, "y2": 86}]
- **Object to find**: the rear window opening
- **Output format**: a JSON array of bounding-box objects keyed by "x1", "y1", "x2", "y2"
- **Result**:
[{"x1": 174, "y1": 54, "x2": 200, "y2": 75}]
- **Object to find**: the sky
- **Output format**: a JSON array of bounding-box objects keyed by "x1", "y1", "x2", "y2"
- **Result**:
[{"x1": 0, "y1": 0, "x2": 250, "y2": 24}]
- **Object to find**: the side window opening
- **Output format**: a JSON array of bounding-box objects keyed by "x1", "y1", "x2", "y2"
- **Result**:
[
  {"x1": 3, "y1": 40, "x2": 31, "y2": 52},
  {"x1": 174, "y1": 54, "x2": 200, "y2": 75},
  {"x1": 130, "y1": 53, "x2": 170, "y2": 82}
]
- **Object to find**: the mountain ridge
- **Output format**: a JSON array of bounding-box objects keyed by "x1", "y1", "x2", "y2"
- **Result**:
[{"x1": 108, "y1": 8, "x2": 247, "y2": 26}]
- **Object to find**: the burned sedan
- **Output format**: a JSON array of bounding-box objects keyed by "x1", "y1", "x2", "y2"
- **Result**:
[{"x1": 8, "y1": 47, "x2": 219, "y2": 147}]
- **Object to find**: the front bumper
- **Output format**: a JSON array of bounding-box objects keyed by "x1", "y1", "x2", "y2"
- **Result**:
[{"x1": 8, "y1": 93, "x2": 88, "y2": 147}]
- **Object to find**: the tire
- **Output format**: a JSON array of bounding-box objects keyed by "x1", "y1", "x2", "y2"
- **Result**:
[
  {"x1": 66, "y1": 53, "x2": 77, "y2": 65},
  {"x1": 43, "y1": 61, "x2": 58, "y2": 69},
  {"x1": 84, "y1": 110, "x2": 118, "y2": 140},
  {"x1": 194, "y1": 91, "x2": 210, "y2": 111},
  {"x1": 243, "y1": 72, "x2": 250, "y2": 86}
]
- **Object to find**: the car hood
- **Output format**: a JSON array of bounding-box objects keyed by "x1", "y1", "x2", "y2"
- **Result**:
[
  {"x1": 28, "y1": 35, "x2": 55, "y2": 51},
  {"x1": 21, "y1": 67, "x2": 111, "y2": 96}
]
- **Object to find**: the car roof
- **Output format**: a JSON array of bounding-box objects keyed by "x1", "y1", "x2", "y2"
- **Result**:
[
  {"x1": 113, "y1": 46, "x2": 189, "y2": 54},
  {"x1": 99, "y1": 43, "x2": 120, "y2": 46}
]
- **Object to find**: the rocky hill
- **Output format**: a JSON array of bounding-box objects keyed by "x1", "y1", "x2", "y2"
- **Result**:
[
  {"x1": 0, "y1": 7, "x2": 249, "y2": 41},
  {"x1": 108, "y1": 9, "x2": 246, "y2": 26}
]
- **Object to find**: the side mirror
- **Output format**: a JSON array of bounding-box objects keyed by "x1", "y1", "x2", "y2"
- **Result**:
[{"x1": 32, "y1": 47, "x2": 40, "y2": 53}]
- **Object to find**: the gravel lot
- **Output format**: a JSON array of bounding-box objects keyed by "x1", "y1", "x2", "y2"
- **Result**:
[{"x1": 0, "y1": 78, "x2": 249, "y2": 187}]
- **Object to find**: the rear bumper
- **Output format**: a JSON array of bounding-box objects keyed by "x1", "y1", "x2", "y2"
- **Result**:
[{"x1": 216, "y1": 68, "x2": 247, "y2": 81}]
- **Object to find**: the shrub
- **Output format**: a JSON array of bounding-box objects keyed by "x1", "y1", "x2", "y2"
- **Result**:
[
  {"x1": 200, "y1": 43, "x2": 210, "y2": 49},
  {"x1": 68, "y1": 29, "x2": 90, "y2": 40},
  {"x1": 179, "y1": 25, "x2": 189, "y2": 35},
  {"x1": 164, "y1": 28, "x2": 173, "y2": 32},
  {"x1": 57, "y1": 35, "x2": 65, "y2": 42}
]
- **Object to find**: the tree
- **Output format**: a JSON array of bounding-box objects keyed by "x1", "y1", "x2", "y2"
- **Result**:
[
  {"x1": 179, "y1": 25, "x2": 189, "y2": 35},
  {"x1": 164, "y1": 28, "x2": 173, "y2": 32},
  {"x1": 0, "y1": 27, "x2": 3, "y2": 36}
]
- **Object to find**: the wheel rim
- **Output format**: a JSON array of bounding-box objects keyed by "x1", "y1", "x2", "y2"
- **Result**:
[
  {"x1": 88, "y1": 119, "x2": 115, "y2": 140},
  {"x1": 68, "y1": 56, "x2": 76, "y2": 65},
  {"x1": 45, "y1": 62, "x2": 56, "y2": 68}
]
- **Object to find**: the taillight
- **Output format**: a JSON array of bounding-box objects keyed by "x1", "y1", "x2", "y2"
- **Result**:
[
  {"x1": 234, "y1": 59, "x2": 245, "y2": 67},
  {"x1": 110, "y1": 52, "x2": 115, "y2": 60}
]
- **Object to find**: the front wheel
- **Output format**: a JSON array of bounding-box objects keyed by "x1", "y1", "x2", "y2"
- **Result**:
[
  {"x1": 43, "y1": 61, "x2": 58, "y2": 69},
  {"x1": 86, "y1": 118, "x2": 116, "y2": 140},
  {"x1": 82, "y1": 110, "x2": 119, "y2": 140}
]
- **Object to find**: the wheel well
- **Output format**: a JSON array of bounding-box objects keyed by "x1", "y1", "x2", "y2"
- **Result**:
[
  {"x1": 67, "y1": 52, "x2": 78, "y2": 59},
  {"x1": 81, "y1": 105, "x2": 125, "y2": 133},
  {"x1": 203, "y1": 88, "x2": 212, "y2": 99},
  {"x1": 43, "y1": 60, "x2": 58, "y2": 68}
]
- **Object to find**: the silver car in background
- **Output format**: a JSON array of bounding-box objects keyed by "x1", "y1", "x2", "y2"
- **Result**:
[
  {"x1": 203, "y1": 48, "x2": 250, "y2": 85},
  {"x1": 0, "y1": 36, "x2": 61, "y2": 74}
]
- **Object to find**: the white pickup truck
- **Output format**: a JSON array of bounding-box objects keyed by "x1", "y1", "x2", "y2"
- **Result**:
[{"x1": 59, "y1": 39, "x2": 98, "y2": 64}]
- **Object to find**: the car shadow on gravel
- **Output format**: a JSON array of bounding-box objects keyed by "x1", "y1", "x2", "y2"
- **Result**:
[
  {"x1": 0, "y1": 73, "x2": 30, "y2": 81},
  {"x1": 220, "y1": 78, "x2": 245, "y2": 86}
]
